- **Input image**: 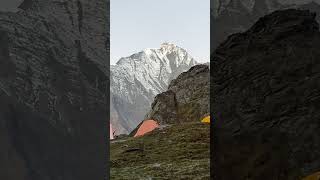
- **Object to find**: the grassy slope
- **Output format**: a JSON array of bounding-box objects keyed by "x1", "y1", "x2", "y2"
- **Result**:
[{"x1": 110, "y1": 122, "x2": 210, "y2": 179}]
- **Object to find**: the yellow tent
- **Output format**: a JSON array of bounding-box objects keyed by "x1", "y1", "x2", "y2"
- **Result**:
[
  {"x1": 302, "y1": 171, "x2": 320, "y2": 180},
  {"x1": 201, "y1": 116, "x2": 210, "y2": 123}
]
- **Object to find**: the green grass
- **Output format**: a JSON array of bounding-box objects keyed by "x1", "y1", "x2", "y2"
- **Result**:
[{"x1": 110, "y1": 122, "x2": 210, "y2": 179}]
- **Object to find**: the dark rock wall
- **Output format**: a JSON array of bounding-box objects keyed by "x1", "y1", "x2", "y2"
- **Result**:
[
  {"x1": 211, "y1": 9, "x2": 320, "y2": 179},
  {"x1": 145, "y1": 64, "x2": 210, "y2": 125},
  {"x1": 0, "y1": 0, "x2": 109, "y2": 179}
]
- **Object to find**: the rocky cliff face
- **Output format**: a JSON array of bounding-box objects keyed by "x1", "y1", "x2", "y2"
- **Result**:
[
  {"x1": 111, "y1": 43, "x2": 197, "y2": 135},
  {"x1": 145, "y1": 64, "x2": 209, "y2": 125},
  {"x1": 212, "y1": 9, "x2": 320, "y2": 179},
  {"x1": 0, "y1": 0, "x2": 109, "y2": 179},
  {"x1": 211, "y1": 0, "x2": 320, "y2": 50}
]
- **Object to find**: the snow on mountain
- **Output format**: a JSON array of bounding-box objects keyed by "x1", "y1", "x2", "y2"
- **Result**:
[{"x1": 110, "y1": 43, "x2": 198, "y2": 135}]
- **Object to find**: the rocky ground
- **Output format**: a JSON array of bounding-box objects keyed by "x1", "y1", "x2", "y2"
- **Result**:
[{"x1": 110, "y1": 122, "x2": 210, "y2": 179}]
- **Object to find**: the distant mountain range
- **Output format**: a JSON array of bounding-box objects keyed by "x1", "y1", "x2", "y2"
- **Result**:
[{"x1": 110, "y1": 43, "x2": 199, "y2": 134}]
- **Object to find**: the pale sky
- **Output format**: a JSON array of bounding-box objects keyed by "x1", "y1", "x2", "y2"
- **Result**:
[{"x1": 110, "y1": 0, "x2": 210, "y2": 64}]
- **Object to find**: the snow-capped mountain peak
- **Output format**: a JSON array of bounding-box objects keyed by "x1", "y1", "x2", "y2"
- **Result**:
[
  {"x1": 117, "y1": 42, "x2": 193, "y2": 65},
  {"x1": 159, "y1": 42, "x2": 179, "y2": 52},
  {"x1": 110, "y1": 43, "x2": 199, "y2": 135}
]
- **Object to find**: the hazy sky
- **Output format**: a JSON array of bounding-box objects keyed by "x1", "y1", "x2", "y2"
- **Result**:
[{"x1": 111, "y1": 0, "x2": 210, "y2": 64}]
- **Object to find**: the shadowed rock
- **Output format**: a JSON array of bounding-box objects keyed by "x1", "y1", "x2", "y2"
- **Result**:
[
  {"x1": 0, "y1": 0, "x2": 109, "y2": 179},
  {"x1": 212, "y1": 9, "x2": 320, "y2": 179},
  {"x1": 145, "y1": 64, "x2": 210, "y2": 125}
]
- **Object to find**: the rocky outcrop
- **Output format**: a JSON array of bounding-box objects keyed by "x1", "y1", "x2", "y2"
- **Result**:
[
  {"x1": 145, "y1": 64, "x2": 209, "y2": 125},
  {"x1": 111, "y1": 43, "x2": 197, "y2": 135},
  {"x1": 212, "y1": 9, "x2": 320, "y2": 179},
  {"x1": 0, "y1": 0, "x2": 109, "y2": 179},
  {"x1": 211, "y1": 0, "x2": 320, "y2": 50}
]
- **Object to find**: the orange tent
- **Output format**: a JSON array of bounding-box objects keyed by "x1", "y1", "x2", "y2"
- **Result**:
[
  {"x1": 110, "y1": 123, "x2": 114, "y2": 140},
  {"x1": 133, "y1": 120, "x2": 159, "y2": 137}
]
